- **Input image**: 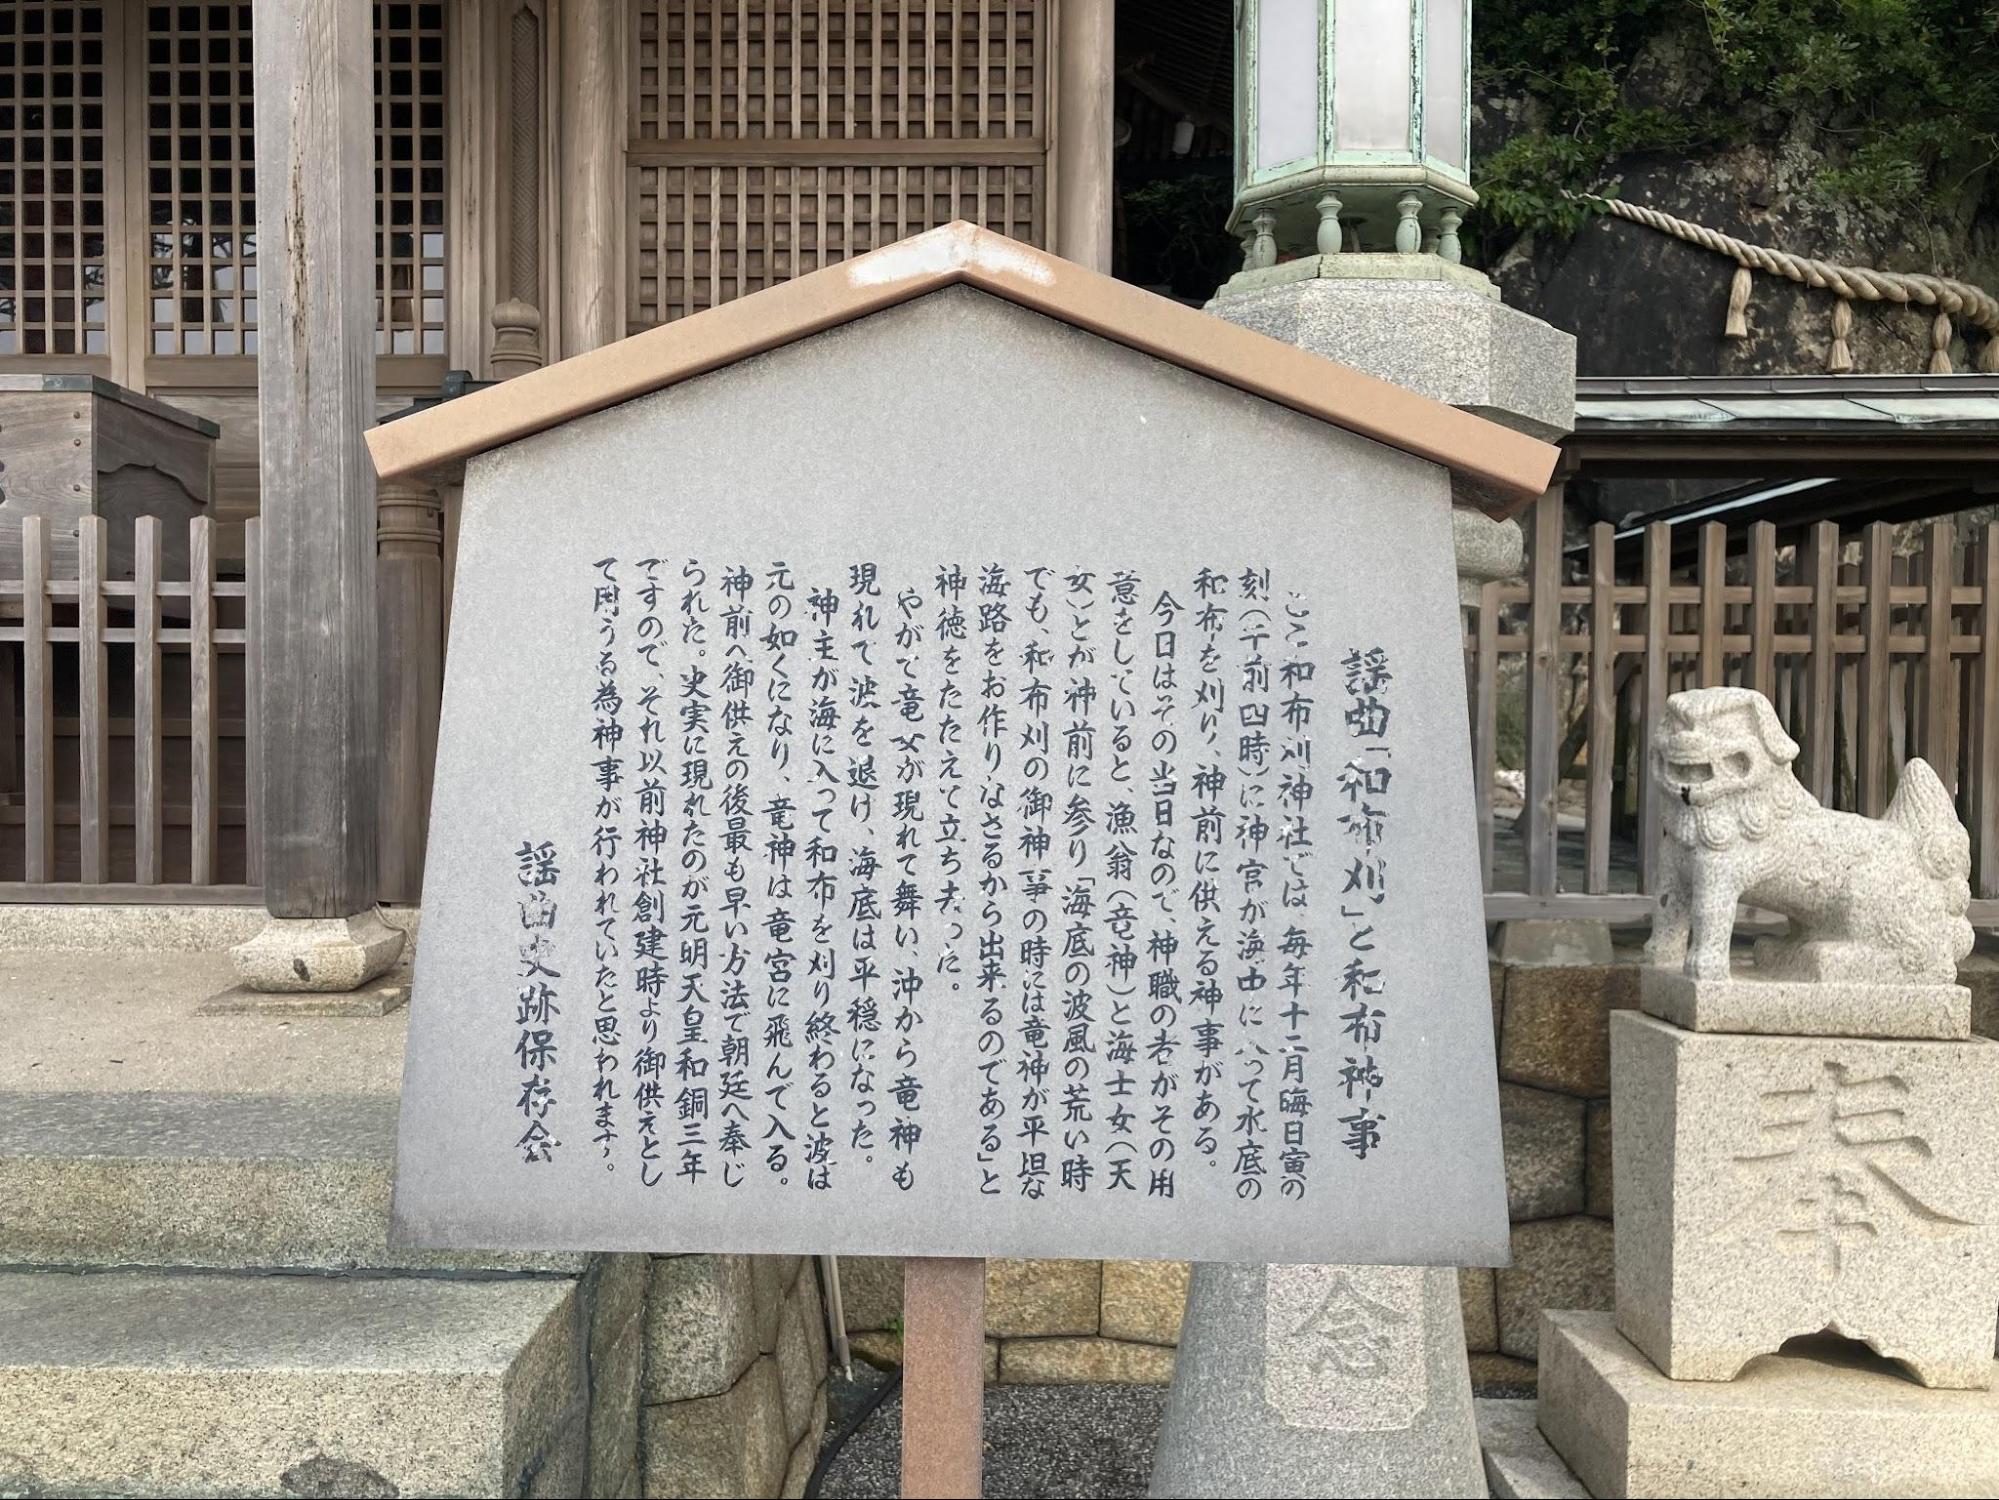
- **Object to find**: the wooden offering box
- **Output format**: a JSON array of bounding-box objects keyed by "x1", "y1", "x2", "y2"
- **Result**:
[{"x1": 0, "y1": 375, "x2": 218, "y2": 581}]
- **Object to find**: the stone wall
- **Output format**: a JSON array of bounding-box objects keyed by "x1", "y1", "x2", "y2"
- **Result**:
[
  {"x1": 838, "y1": 1256, "x2": 1189, "y2": 1385},
  {"x1": 1469, "y1": 952, "x2": 1624, "y2": 1395},
  {"x1": 642, "y1": 1254, "x2": 830, "y2": 1497},
  {"x1": 583, "y1": 1253, "x2": 650, "y2": 1496},
  {"x1": 836, "y1": 944, "x2": 1999, "y2": 1395}
]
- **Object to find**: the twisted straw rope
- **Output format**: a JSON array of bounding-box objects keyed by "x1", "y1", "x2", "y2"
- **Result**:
[{"x1": 1581, "y1": 194, "x2": 1999, "y2": 371}]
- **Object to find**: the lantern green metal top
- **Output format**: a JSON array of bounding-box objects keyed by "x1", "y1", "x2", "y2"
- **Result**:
[{"x1": 1231, "y1": 0, "x2": 1474, "y2": 268}]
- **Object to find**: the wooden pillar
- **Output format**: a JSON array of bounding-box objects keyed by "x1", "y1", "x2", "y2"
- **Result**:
[
  {"x1": 1056, "y1": 0, "x2": 1115, "y2": 273},
  {"x1": 378, "y1": 479, "x2": 445, "y2": 904},
  {"x1": 557, "y1": 0, "x2": 623, "y2": 356},
  {"x1": 486, "y1": 0, "x2": 548, "y2": 379},
  {"x1": 250, "y1": 0, "x2": 381, "y2": 918}
]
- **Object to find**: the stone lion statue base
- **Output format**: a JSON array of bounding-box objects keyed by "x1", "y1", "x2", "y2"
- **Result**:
[{"x1": 1643, "y1": 687, "x2": 1973, "y2": 987}]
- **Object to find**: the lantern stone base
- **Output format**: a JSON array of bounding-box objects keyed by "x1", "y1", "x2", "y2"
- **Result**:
[
  {"x1": 1533, "y1": 1311, "x2": 1999, "y2": 1499},
  {"x1": 1217, "y1": 251, "x2": 1501, "y2": 300},
  {"x1": 1149, "y1": 1263, "x2": 1486, "y2": 1498},
  {"x1": 1206, "y1": 270, "x2": 1577, "y2": 443},
  {"x1": 227, "y1": 911, "x2": 407, "y2": 994},
  {"x1": 1612, "y1": 1012, "x2": 1999, "y2": 1390}
]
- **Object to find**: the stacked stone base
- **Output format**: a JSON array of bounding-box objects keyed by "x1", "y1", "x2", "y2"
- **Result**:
[
  {"x1": 1484, "y1": 1313, "x2": 1999, "y2": 1499},
  {"x1": 1482, "y1": 965, "x2": 1999, "y2": 1498},
  {"x1": 0, "y1": 936, "x2": 827, "y2": 1500}
]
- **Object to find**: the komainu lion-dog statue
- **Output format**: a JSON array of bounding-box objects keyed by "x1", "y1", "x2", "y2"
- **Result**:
[{"x1": 1644, "y1": 687, "x2": 1974, "y2": 983}]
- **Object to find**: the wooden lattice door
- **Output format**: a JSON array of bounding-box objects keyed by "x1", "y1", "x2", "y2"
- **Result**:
[
  {"x1": 629, "y1": 0, "x2": 1048, "y2": 328},
  {"x1": 0, "y1": 1, "x2": 111, "y2": 360}
]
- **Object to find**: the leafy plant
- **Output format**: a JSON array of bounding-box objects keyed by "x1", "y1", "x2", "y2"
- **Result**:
[
  {"x1": 1472, "y1": 0, "x2": 1999, "y2": 238},
  {"x1": 1120, "y1": 173, "x2": 1243, "y2": 300}
]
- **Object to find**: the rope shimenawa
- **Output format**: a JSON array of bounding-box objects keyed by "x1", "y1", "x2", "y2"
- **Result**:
[{"x1": 1578, "y1": 193, "x2": 1999, "y2": 375}]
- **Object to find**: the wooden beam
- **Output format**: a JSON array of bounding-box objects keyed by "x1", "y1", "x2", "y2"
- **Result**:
[
  {"x1": 1483, "y1": 893, "x2": 1654, "y2": 923},
  {"x1": 1055, "y1": 0, "x2": 1115, "y2": 271},
  {"x1": 250, "y1": 0, "x2": 382, "y2": 917},
  {"x1": 557, "y1": 0, "x2": 625, "y2": 357},
  {"x1": 0, "y1": 883, "x2": 263, "y2": 906}
]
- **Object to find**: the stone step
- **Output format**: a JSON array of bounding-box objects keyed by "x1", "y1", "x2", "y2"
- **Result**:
[
  {"x1": 0, "y1": 1091, "x2": 579, "y2": 1273},
  {"x1": 0, "y1": 1268, "x2": 587, "y2": 1499}
]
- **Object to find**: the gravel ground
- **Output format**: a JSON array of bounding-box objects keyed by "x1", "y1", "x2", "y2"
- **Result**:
[{"x1": 811, "y1": 1366, "x2": 1167, "y2": 1499}]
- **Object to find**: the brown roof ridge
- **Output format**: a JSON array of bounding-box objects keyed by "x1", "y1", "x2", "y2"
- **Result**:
[{"x1": 365, "y1": 221, "x2": 1558, "y2": 512}]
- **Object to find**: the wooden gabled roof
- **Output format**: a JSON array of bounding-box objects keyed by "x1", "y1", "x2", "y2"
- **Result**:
[{"x1": 366, "y1": 222, "x2": 1559, "y2": 512}]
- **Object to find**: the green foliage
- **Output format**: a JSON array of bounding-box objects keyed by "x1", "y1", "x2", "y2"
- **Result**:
[
  {"x1": 1473, "y1": 0, "x2": 1999, "y2": 237},
  {"x1": 1120, "y1": 173, "x2": 1243, "y2": 300}
]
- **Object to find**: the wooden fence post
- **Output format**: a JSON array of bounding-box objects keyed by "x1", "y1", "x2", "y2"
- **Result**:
[
  {"x1": 1522, "y1": 484, "x2": 1565, "y2": 897},
  {"x1": 1747, "y1": 520, "x2": 1776, "y2": 700},
  {"x1": 1924, "y1": 519, "x2": 1957, "y2": 790},
  {"x1": 189, "y1": 516, "x2": 218, "y2": 884},
  {"x1": 1698, "y1": 523, "x2": 1726, "y2": 686},
  {"x1": 1802, "y1": 521, "x2": 1838, "y2": 807},
  {"x1": 244, "y1": 517, "x2": 263, "y2": 889},
  {"x1": 1585, "y1": 522, "x2": 1615, "y2": 893},
  {"x1": 22, "y1": 515, "x2": 51, "y2": 882},
  {"x1": 1978, "y1": 523, "x2": 1999, "y2": 899},
  {"x1": 133, "y1": 518, "x2": 164, "y2": 883},
  {"x1": 1473, "y1": 580, "x2": 1498, "y2": 890},
  {"x1": 77, "y1": 517, "x2": 109, "y2": 882},
  {"x1": 1860, "y1": 522, "x2": 1893, "y2": 817},
  {"x1": 1638, "y1": 522, "x2": 1670, "y2": 893}
]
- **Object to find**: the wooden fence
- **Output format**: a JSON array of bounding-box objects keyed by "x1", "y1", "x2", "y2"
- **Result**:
[
  {"x1": 11, "y1": 496, "x2": 1999, "y2": 931},
  {"x1": 1470, "y1": 488, "x2": 1999, "y2": 927},
  {"x1": 0, "y1": 515, "x2": 260, "y2": 900}
]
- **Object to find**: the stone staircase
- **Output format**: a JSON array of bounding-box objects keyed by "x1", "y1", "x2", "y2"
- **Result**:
[{"x1": 0, "y1": 947, "x2": 645, "y2": 1499}]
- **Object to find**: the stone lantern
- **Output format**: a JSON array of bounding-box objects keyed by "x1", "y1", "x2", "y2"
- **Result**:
[{"x1": 1231, "y1": 0, "x2": 1474, "y2": 269}]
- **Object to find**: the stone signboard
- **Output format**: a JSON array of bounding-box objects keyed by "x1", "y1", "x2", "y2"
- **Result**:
[{"x1": 382, "y1": 228, "x2": 1547, "y2": 1268}]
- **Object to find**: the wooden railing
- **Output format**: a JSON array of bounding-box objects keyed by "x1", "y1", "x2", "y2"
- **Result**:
[
  {"x1": 12, "y1": 493, "x2": 1999, "y2": 932},
  {"x1": 0, "y1": 515, "x2": 260, "y2": 900},
  {"x1": 1471, "y1": 488, "x2": 1999, "y2": 927}
]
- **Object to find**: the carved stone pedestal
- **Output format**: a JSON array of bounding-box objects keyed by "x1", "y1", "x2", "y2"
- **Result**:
[
  {"x1": 1639, "y1": 967, "x2": 1970, "y2": 1040},
  {"x1": 1536, "y1": 1312, "x2": 1999, "y2": 1499},
  {"x1": 1612, "y1": 1013, "x2": 1999, "y2": 1390},
  {"x1": 1615, "y1": 1016, "x2": 1991, "y2": 1392}
]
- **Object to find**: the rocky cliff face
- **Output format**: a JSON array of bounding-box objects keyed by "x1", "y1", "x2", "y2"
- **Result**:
[{"x1": 1473, "y1": 36, "x2": 1999, "y2": 378}]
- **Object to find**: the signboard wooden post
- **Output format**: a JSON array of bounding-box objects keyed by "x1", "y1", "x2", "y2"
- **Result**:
[
  {"x1": 369, "y1": 224, "x2": 1556, "y2": 1496},
  {"x1": 903, "y1": 1257, "x2": 986, "y2": 1497}
]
